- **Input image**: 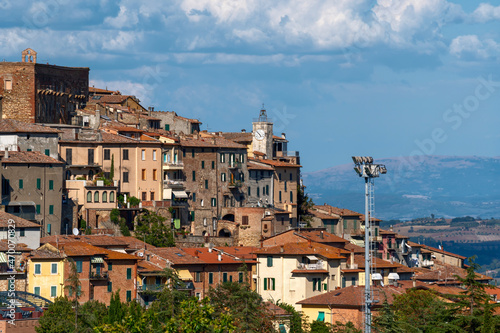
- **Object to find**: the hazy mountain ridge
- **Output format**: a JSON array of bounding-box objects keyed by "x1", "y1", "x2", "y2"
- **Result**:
[{"x1": 303, "y1": 155, "x2": 500, "y2": 220}]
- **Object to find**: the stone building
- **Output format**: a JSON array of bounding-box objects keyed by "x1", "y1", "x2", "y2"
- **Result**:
[
  {"x1": 0, "y1": 48, "x2": 89, "y2": 124},
  {"x1": 0, "y1": 119, "x2": 60, "y2": 160},
  {"x1": 151, "y1": 110, "x2": 201, "y2": 134},
  {"x1": 179, "y1": 135, "x2": 249, "y2": 236},
  {"x1": 0, "y1": 151, "x2": 64, "y2": 236},
  {"x1": 246, "y1": 160, "x2": 274, "y2": 208}
]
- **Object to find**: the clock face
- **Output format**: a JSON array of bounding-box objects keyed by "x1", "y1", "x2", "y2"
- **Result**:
[{"x1": 255, "y1": 129, "x2": 265, "y2": 141}]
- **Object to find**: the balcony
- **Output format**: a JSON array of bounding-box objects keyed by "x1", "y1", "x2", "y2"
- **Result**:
[
  {"x1": 163, "y1": 161, "x2": 184, "y2": 170},
  {"x1": 228, "y1": 181, "x2": 243, "y2": 189},
  {"x1": 275, "y1": 151, "x2": 300, "y2": 157},
  {"x1": 297, "y1": 261, "x2": 324, "y2": 271},
  {"x1": 163, "y1": 179, "x2": 185, "y2": 189},
  {"x1": 89, "y1": 271, "x2": 109, "y2": 280},
  {"x1": 228, "y1": 161, "x2": 242, "y2": 169},
  {"x1": 421, "y1": 260, "x2": 434, "y2": 267},
  {"x1": 137, "y1": 283, "x2": 165, "y2": 293}
]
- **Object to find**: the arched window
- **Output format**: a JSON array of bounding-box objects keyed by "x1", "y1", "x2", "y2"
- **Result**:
[
  {"x1": 109, "y1": 191, "x2": 115, "y2": 203},
  {"x1": 102, "y1": 191, "x2": 107, "y2": 203},
  {"x1": 87, "y1": 191, "x2": 92, "y2": 203},
  {"x1": 94, "y1": 191, "x2": 99, "y2": 202}
]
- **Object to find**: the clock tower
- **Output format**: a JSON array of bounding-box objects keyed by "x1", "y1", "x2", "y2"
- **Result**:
[{"x1": 252, "y1": 107, "x2": 273, "y2": 159}]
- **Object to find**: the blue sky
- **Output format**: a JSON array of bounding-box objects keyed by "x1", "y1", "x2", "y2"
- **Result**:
[{"x1": 1, "y1": 0, "x2": 499, "y2": 172}]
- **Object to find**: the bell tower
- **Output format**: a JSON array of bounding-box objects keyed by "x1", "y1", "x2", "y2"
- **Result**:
[{"x1": 252, "y1": 106, "x2": 273, "y2": 159}]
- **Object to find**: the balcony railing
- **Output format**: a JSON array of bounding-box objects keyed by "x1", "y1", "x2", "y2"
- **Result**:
[
  {"x1": 137, "y1": 283, "x2": 165, "y2": 293},
  {"x1": 163, "y1": 180, "x2": 185, "y2": 188},
  {"x1": 297, "y1": 261, "x2": 324, "y2": 270},
  {"x1": 163, "y1": 161, "x2": 184, "y2": 169},
  {"x1": 421, "y1": 260, "x2": 434, "y2": 267},
  {"x1": 89, "y1": 271, "x2": 109, "y2": 280},
  {"x1": 228, "y1": 181, "x2": 243, "y2": 188}
]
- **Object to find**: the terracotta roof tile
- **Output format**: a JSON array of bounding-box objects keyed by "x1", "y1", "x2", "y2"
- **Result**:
[
  {"x1": 254, "y1": 242, "x2": 346, "y2": 260},
  {"x1": 0, "y1": 119, "x2": 61, "y2": 133},
  {"x1": 41, "y1": 235, "x2": 128, "y2": 248},
  {"x1": 295, "y1": 230, "x2": 349, "y2": 244},
  {"x1": 148, "y1": 247, "x2": 205, "y2": 265},
  {"x1": 220, "y1": 132, "x2": 253, "y2": 142},
  {"x1": 183, "y1": 247, "x2": 256, "y2": 264},
  {"x1": 0, "y1": 211, "x2": 41, "y2": 228},
  {"x1": 247, "y1": 161, "x2": 274, "y2": 171},
  {"x1": 0, "y1": 239, "x2": 31, "y2": 252},
  {"x1": 29, "y1": 244, "x2": 65, "y2": 260},
  {"x1": 0, "y1": 151, "x2": 63, "y2": 164},
  {"x1": 254, "y1": 159, "x2": 301, "y2": 168},
  {"x1": 422, "y1": 245, "x2": 467, "y2": 260},
  {"x1": 180, "y1": 137, "x2": 247, "y2": 149},
  {"x1": 216, "y1": 246, "x2": 258, "y2": 260},
  {"x1": 313, "y1": 205, "x2": 362, "y2": 217},
  {"x1": 309, "y1": 209, "x2": 341, "y2": 220}
]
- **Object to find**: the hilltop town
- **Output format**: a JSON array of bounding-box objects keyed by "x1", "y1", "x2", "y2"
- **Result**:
[{"x1": 0, "y1": 49, "x2": 498, "y2": 332}]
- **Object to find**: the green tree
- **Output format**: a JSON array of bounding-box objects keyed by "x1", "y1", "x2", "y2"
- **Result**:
[
  {"x1": 78, "y1": 300, "x2": 107, "y2": 332},
  {"x1": 36, "y1": 296, "x2": 75, "y2": 333},
  {"x1": 276, "y1": 301, "x2": 308, "y2": 333},
  {"x1": 208, "y1": 278, "x2": 275, "y2": 332},
  {"x1": 297, "y1": 184, "x2": 314, "y2": 226},
  {"x1": 107, "y1": 291, "x2": 125, "y2": 325},
  {"x1": 64, "y1": 259, "x2": 82, "y2": 331},
  {"x1": 135, "y1": 210, "x2": 175, "y2": 247},
  {"x1": 330, "y1": 321, "x2": 362, "y2": 333},
  {"x1": 309, "y1": 320, "x2": 332, "y2": 333},
  {"x1": 372, "y1": 299, "x2": 405, "y2": 333}
]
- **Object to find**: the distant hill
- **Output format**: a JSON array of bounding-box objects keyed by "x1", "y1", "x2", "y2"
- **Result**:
[{"x1": 303, "y1": 155, "x2": 500, "y2": 220}]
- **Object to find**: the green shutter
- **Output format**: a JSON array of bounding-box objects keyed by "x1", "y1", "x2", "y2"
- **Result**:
[
  {"x1": 49, "y1": 180, "x2": 54, "y2": 190},
  {"x1": 165, "y1": 124, "x2": 170, "y2": 131},
  {"x1": 212, "y1": 161, "x2": 215, "y2": 169},
  {"x1": 47, "y1": 224, "x2": 51, "y2": 234},
  {"x1": 264, "y1": 278, "x2": 267, "y2": 290},
  {"x1": 126, "y1": 290, "x2": 131, "y2": 302},
  {"x1": 45, "y1": 149, "x2": 50, "y2": 156},
  {"x1": 51, "y1": 286, "x2": 57, "y2": 297},
  {"x1": 108, "y1": 282, "x2": 112, "y2": 292},
  {"x1": 76, "y1": 261, "x2": 83, "y2": 273},
  {"x1": 201, "y1": 161, "x2": 205, "y2": 169},
  {"x1": 223, "y1": 273, "x2": 227, "y2": 282},
  {"x1": 37, "y1": 178, "x2": 41, "y2": 190},
  {"x1": 239, "y1": 272, "x2": 243, "y2": 283},
  {"x1": 272, "y1": 278, "x2": 275, "y2": 290},
  {"x1": 267, "y1": 256, "x2": 273, "y2": 267},
  {"x1": 127, "y1": 268, "x2": 132, "y2": 279},
  {"x1": 34, "y1": 287, "x2": 40, "y2": 295},
  {"x1": 49, "y1": 205, "x2": 54, "y2": 215},
  {"x1": 19, "y1": 179, "x2": 23, "y2": 189},
  {"x1": 35, "y1": 264, "x2": 41, "y2": 274},
  {"x1": 192, "y1": 171, "x2": 196, "y2": 181},
  {"x1": 209, "y1": 273, "x2": 213, "y2": 284},
  {"x1": 108, "y1": 262, "x2": 112, "y2": 271}
]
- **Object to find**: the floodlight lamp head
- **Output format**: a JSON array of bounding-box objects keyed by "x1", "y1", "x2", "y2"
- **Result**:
[
  {"x1": 354, "y1": 166, "x2": 362, "y2": 175},
  {"x1": 380, "y1": 165, "x2": 387, "y2": 174}
]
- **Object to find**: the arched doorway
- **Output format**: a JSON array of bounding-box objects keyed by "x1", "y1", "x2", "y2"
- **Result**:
[
  {"x1": 222, "y1": 214, "x2": 235, "y2": 222},
  {"x1": 218, "y1": 229, "x2": 231, "y2": 237}
]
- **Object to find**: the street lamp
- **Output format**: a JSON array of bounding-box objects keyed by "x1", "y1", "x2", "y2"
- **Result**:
[{"x1": 352, "y1": 156, "x2": 387, "y2": 333}]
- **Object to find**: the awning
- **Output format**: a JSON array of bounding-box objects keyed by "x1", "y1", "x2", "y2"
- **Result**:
[
  {"x1": 172, "y1": 191, "x2": 188, "y2": 199},
  {"x1": 317, "y1": 311, "x2": 325, "y2": 322},
  {"x1": 306, "y1": 255, "x2": 318, "y2": 261},
  {"x1": 279, "y1": 324, "x2": 287, "y2": 333},
  {"x1": 372, "y1": 273, "x2": 383, "y2": 281},
  {"x1": 91, "y1": 257, "x2": 104, "y2": 264},
  {"x1": 177, "y1": 269, "x2": 192, "y2": 281},
  {"x1": 388, "y1": 273, "x2": 400, "y2": 280},
  {"x1": 0, "y1": 253, "x2": 7, "y2": 263},
  {"x1": 7, "y1": 201, "x2": 35, "y2": 206}
]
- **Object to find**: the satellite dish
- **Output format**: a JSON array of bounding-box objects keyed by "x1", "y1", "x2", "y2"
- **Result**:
[{"x1": 72, "y1": 228, "x2": 79, "y2": 236}]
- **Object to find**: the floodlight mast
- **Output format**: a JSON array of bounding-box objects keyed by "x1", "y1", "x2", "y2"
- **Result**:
[{"x1": 351, "y1": 156, "x2": 387, "y2": 333}]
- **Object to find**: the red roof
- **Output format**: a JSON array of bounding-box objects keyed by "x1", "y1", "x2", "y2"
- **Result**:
[
  {"x1": 182, "y1": 248, "x2": 256, "y2": 264},
  {"x1": 254, "y1": 242, "x2": 347, "y2": 260},
  {"x1": 0, "y1": 211, "x2": 40, "y2": 228},
  {"x1": 313, "y1": 205, "x2": 362, "y2": 217},
  {"x1": 0, "y1": 119, "x2": 61, "y2": 133},
  {"x1": 0, "y1": 151, "x2": 63, "y2": 164}
]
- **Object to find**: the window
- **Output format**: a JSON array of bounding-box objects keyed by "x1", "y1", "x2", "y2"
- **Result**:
[
  {"x1": 192, "y1": 149, "x2": 195, "y2": 157},
  {"x1": 223, "y1": 272, "x2": 228, "y2": 282},
  {"x1": 343, "y1": 220, "x2": 347, "y2": 229},
  {"x1": 204, "y1": 179, "x2": 208, "y2": 189},
  {"x1": 263, "y1": 278, "x2": 275, "y2": 291},
  {"x1": 20, "y1": 228, "x2": 25, "y2": 237},
  {"x1": 317, "y1": 312, "x2": 325, "y2": 322},
  {"x1": 35, "y1": 264, "x2": 41, "y2": 275},
  {"x1": 211, "y1": 198, "x2": 216, "y2": 207},
  {"x1": 239, "y1": 272, "x2": 243, "y2": 283},
  {"x1": 4, "y1": 79, "x2": 12, "y2": 91},
  {"x1": 104, "y1": 149, "x2": 110, "y2": 160},
  {"x1": 36, "y1": 205, "x2": 41, "y2": 214},
  {"x1": 110, "y1": 191, "x2": 115, "y2": 202},
  {"x1": 189, "y1": 211, "x2": 195, "y2": 221},
  {"x1": 142, "y1": 192, "x2": 147, "y2": 201},
  {"x1": 221, "y1": 173, "x2": 226, "y2": 182},
  {"x1": 49, "y1": 180, "x2": 54, "y2": 190},
  {"x1": 102, "y1": 191, "x2": 107, "y2": 203},
  {"x1": 201, "y1": 199, "x2": 204, "y2": 207},
  {"x1": 211, "y1": 161, "x2": 215, "y2": 169},
  {"x1": 88, "y1": 149, "x2": 94, "y2": 164},
  {"x1": 195, "y1": 272, "x2": 201, "y2": 282},
  {"x1": 290, "y1": 173, "x2": 293, "y2": 181},
  {"x1": 164, "y1": 124, "x2": 170, "y2": 131},
  {"x1": 192, "y1": 193, "x2": 196, "y2": 202},
  {"x1": 49, "y1": 205, "x2": 54, "y2": 215},
  {"x1": 248, "y1": 187, "x2": 251, "y2": 196},
  {"x1": 34, "y1": 287, "x2": 40, "y2": 296},
  {"x1": 123, "y1": 149, "x2": 129, "y2": 160},
  {"x1": 150, "y1": 192, "x2": 155, "y2": 201},
  {"x1": 290, "y1": 191, "x2": 293, "y2": 203},
  {"x1": 267, "y1": 256, "x2": 273, "y2": 267},
  {"x1": 94, "y1": 192, "x2": 99, "y2": 203},
  {"x1": 203, "y1": 218, "x2": 207, "y2": 226},
  {"x1": 239, "y1": 154, "x2": 245, "y2": 163},
  {"x1": 220, "y1": 153, "x2": 225, "y2": 163},
  {"x1": 313, "y1": 278, "x2": 319, "y2": 291},
  {"x1": 284, "y1": 181, "x2": 287, "y2": 192},
  {"x1": 201, "y1": 161, "x2": 205, "y2": 169},
  {"x1": 107, "y1": 281, "x2": 112, "y2": 292},
  {"x1": 209, "y1": 272, "x2": 213, "y2": 284},
  {"x1": 126, "y1": 268, "x2": 132, "y2": 279},
  {"x1": 153, "y1": 169, "x2": 157, "y2": 180},
  {"x1": 51, "y1": 263, "x2": 58, "y2": 274},
  {"x1": 266, "y1": 185, "x2": 269, "y2": 195},
  {"x1": 76, "y1": 261, "x2": 83, "y2": 273},
  {"x1": 19, "y1": 179, "x2": 23, "y2": 189},
  {"x1": 123, "y1": 172, "x2": 129, "y2": 183},
  {"x1": 242, "y1": 216, "x2": 249, "y2": 225},
  {"x1": 126, "y1": 290, "x2": 131, "y2": 302},
  {"x1": 279, "y1": 173, "x2": 282, "y2": 181},
  {"x1": 279, "y1": 191, "x2": 282, "y2": 202},
  {"x1": 182, "y1": 149, "x2": 186, "y2": 157},
  {"x1": 37, "y1": 178, "x2": 41, "y2": 190},
  {"x1": 153, "y1": 150, "x2": 157, "y2": 161},
  {"x1": 142, "y1": 169, "x2": 146, "y2": 180},
  {"x1": 45, "y1": 149, "x2": 50, "y2": 156},
  {"x1": 191, "y1": 170, "x2": 196, "y2": 181},
  {"x1": 141, "y1": 150, "x2": 146, "y2": 160}
]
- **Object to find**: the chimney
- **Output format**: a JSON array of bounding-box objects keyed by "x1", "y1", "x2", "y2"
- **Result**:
[
  {"x1": 280, "y1": 245, "x2": 284, "y2": 253},
  {"x1": 95, "y1": 109, "x2": 100, "y2": 130},
  {"x1": 350, "y1": 249, "x2": 354, "y2": 268},
  {"x1": 412, "y1": 276, "x2": 416, "y2": 288},
  {"x1": 241, "y1": 129, "x2": 246, "y2": 133},
  {"x1": 308, "y1": 239, "x2": 312, "y2": 248},
  {"x1": 281, "y1": 133, "x2": 286, "y2": 139},
  {"x1": 320, "y1": 231, "x2": 324, "y2": 239},
  {"x1": 217, "y1": 253, "x2": 222, "y2": 261},
  {"x1": 4, "y1": 150, "x2": 8, "y2": 159},
  {"x1": 260, "y1": 240, "x2": 263, "y2": 248}
]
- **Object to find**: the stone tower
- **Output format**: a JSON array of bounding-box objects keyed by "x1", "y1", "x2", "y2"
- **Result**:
[
  {"x1": 21, "y1": 48, "x2": 37, "y2": 63},
  {"x1": 252, "y1": 107, "x2": 273, "y2": 159}
]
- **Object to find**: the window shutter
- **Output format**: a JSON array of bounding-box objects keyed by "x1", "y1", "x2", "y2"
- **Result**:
[{"x1": 264, "y1": 278, "x2": 267, "y2": 290}]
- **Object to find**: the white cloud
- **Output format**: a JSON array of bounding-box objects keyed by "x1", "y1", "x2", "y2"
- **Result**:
[
  {"x1": 90, "y1": 79, "x2": 155, "y2": 105},
  {"x1": 449, "y1": 35, "x2": 500, "y2": 59},
  {"x1": 471, "y1": 3, "x2": 500, "y2": 23},
  {"x1": 104, "y1": 5, "x2": 139, "y2": 29}
]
